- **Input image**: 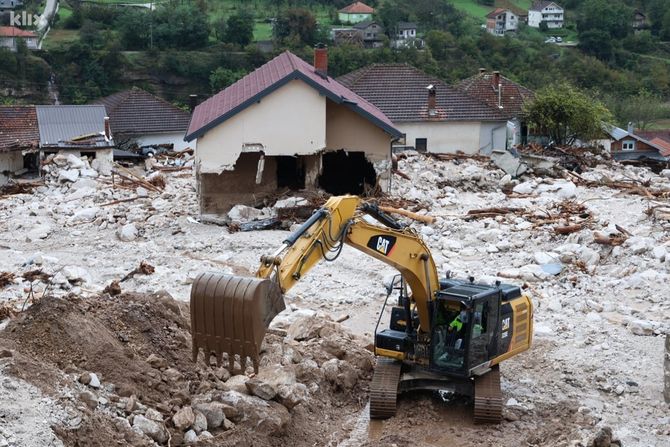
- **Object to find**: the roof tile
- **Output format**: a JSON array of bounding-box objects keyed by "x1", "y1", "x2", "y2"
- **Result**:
[
  {"x1": 457, "y1": 71, "x2": 534, "y2": 119},
  {"x1": 0, "y1": 106, "x2": 39, "y2": 152},
  {"x1": 338, "y1": 1, "x2": 374, "y2": 14},
  {"x1": 337, "y1": 64, "x2": 509, "y2": 122},
  {"x1": 94, "y1": 88, "x2": 191, "y2": 136}
]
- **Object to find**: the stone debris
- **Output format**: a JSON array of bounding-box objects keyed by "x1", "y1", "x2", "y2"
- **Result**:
[{"x1": 0, "y1": 149, "x2": 669, "y2": 446}]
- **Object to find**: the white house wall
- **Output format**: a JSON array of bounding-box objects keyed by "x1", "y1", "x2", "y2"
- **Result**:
[
  {"x1": 196, "y1": 79, "x2": 327, "y2": 174},
  {"x1": 397, "y1": 121, "x2": 506, "y2": 155},
  {"x1": 479, "y1": 122, "x2": 508, "y2": 155},
  {"x1": 0, "y1": 151, "x2": 23, "y2": 185},
  {"x1": 135, "y1": 132, "x2": 194, "y2": 152}
]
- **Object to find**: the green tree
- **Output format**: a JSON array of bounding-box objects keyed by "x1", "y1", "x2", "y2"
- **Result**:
[
  {"x1": 577, "y1": 0, "x2": 633, "y2": 39},
  {"x1": 616, "y1": 90, "x2": 670, "y2": 130},
  {"x1": 153, "y1": 3, "x2": 210, "y2": 49},
  {"x1": 274, "y1": 8, "x2": 317, "y2": 46},
  {"x1": 425, "y1": 30, "x2": 455, "y2": 61},
  {"x1": 578, "y1": 30, "x2": 614, "y2": 61},
  {"x1": 524, "y1": 83, "x2": 613, "y2": 145},
  {"x1": 209, "y1": 67, "x2": 246, "y2": 92},
  {"x1": 115, "y1": 8, "x2": 151, "y2": 50},
  {"x1": 225, "y1": 12, "x2": 254, "y2": 46}
]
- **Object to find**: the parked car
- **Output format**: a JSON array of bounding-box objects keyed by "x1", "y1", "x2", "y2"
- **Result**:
[
  {"x1": 556, "y1": 36, "x2": 563, "y2": 43},
  {"x1": 544, "y1": 37, "x2": 556, "y2": 43}
]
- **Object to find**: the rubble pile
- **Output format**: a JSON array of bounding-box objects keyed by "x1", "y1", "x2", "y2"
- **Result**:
[
  {"x1": 0, "y1": 150, "x2": 669, "y2": 446},
  {"x1": 0, "y1": 292, "x2": 373, "y2": 447}
]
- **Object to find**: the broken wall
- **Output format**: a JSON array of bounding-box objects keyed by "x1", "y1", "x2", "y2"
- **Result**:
[
  {"x1": 41, "y1": 148, "x2": 113, "y2": 164},
  {"x1": 0, "y1": 151, "x2": 24, "y2": 186},
  {"x1": 195, "y1": 80, "x2": 327, "y2": 174},
  {"x1": 198, "y1": 152, "x2": 278, "y2": 215}
]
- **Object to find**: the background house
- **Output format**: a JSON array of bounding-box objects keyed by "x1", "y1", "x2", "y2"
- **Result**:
[
  {"x1": 337, "y1": 1, "x2": 374, "y2": 24},
  {"x1": 184, "y1": 49, "x2": 401, "y2": 215},
  {"x1": 486, "y1": 9, "x2": 518, "y2": 36},
  {"x1": 352, "y1": 20, "x2": 384, "y2": 48},
  {"x1": 36, "y1": 105, "x2": 115, "y2": 163},
  {"x1": 0, "y1": 26, "x2": 38, "y2": 51},
  {"x1": 528, "y1": 1, "x2": 564, "y2": 29},
  {"x1": 633, "y1": 10, "x2": 648, "y2": 33},
  {"x1": 457, "y1": 69, "x2": 534, "y2": 146},
  {"x1": 338, "y1": 64, "x2": 509, "y2": 155},
  {"x1": 603, "y1": 124, "x2": 669, "y2": 161},
  {"x1": 0, "y1": 0, "x2": 23, "y2": 9},
  {"x1": 94, "y1": 87, "x2": 192, "y2": 152},
  {"x1": 0, "y1": 106, "x2": 39, "y2": 185}
]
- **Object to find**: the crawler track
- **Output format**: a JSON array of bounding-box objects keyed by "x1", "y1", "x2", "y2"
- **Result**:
[
  {"x1": 369, "y1": 357, "x2": 402, "y2": 419},
  {"x1": 473, "y1": 365, "x2": 502, "y2": 424}
]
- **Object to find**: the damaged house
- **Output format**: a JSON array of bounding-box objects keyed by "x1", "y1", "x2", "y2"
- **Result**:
[
  {"x1": 36, "y1": 105, "x2": 115, "y2": 163},
  {"x1": 457, "y1": 69, "x2": 535, "y2": 147},
  {"x1": 0, "y1": 106, "x2": 39, "y2": 186},
  {"x1": 94, "y1": 87, "x2": 192, "y2": 152},
  {"x1": 184, "y1": 48, "x2": 401, "y2": 214},
  {"x1": 337, "y1": 64, "x2": 509, "y2": 154}
]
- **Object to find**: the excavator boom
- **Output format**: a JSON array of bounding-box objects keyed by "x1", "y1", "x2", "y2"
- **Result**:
[{"x1": 190, "y1": 195, "x2": 440, "y2": 372}]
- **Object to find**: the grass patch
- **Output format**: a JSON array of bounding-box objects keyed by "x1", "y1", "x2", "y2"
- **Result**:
[
  {"x1": 450, "y1": 0, "x2": 492, "y2": 20},
  {"x1": 42, "y1": 29, "x2": 80, "y2": 50},
  {"x1": 253, "y1": 21, "x2": 273, "y2": 41}
]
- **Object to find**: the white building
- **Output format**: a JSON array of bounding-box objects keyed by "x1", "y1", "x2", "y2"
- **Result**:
[
  {"x1": 338, "y1": 64, "x2": 509, "y2": 155},
  {"x1": 0, "y1": 26, "x2": 38, "y2": 52},
  {"x1": 486, "y1": 9, "x2": 519, "y2": 36},
  {"x1": 528, "y1": 1, "x2": 564, "y2": 29}
]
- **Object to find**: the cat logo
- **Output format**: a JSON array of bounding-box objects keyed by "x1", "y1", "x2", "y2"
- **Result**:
[
  {"x1": 502, "y1": 317, "x2": 510, "y2": 331},
  {"x1": 366, "y1": 235, "x2": 397, "y2": 256}
]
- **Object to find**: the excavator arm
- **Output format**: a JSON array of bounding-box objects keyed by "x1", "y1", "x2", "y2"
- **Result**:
[{"x1": 190, "y1": 195, "x2": 440, "y2": 372}]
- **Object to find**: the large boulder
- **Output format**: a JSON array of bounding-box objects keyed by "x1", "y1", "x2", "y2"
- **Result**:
[
  {"x1": 216, "y1": 391, "x2": 290, "y2": 436},
  {"x1": 172, "y1": 406, "x2": 195, "y2": 431},
  {"x1": 192, "y1": 402, "x2": 227, "y2": 429},
  {"x1": 132, "y1": 414, "x2": 168, "y2": 444}
]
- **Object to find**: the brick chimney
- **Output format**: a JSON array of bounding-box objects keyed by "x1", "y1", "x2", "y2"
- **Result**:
[
  {"x1": 103, "y1": 116, "x2": 111, "y2": 140},
  {"x1": 189, "y1": 94, "x2": 198, "y2": 113},
  {"x1": 314, "y1": 43, "x2": 328, "y2": 76},
  {"x1": 492, "y1": 71, "x2": 501, "y2": 90},
  {"x1": 427, "y1": 84, "x2": 437, "y2": 117}
]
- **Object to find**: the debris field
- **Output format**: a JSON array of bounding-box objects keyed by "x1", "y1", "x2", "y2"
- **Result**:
[{"x1": 0, "y1": 149, "x2": 669, "y2": 446}]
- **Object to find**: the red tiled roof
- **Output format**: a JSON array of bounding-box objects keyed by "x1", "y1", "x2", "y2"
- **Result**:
[
  {"x1": 186, "y1": 51, "x2": 400, "y2": 141},
  {"x1": 0, "y1": 106, "x2": 39, "y2": 152},
  {"x1": 486, "y1": 8, "x2": 508, "y2": 19},
  {"x1": 337, "y1": 64, "x2": 509, "y2": 122},
  {"x1": 0, "y1": 26, "x2": 37, "y2": 38},
  {"x1": 649, "y1": 137, "x2": 670, "y2": 157},
  {"x1": 338, "y1": 1, "x2": 374, "y2": 14},
  {"x1": 457, "y1": 71, "x2": 534, "y2": 119},
  {"x1": 94, "y1": 87, "x2": 191, "y2": 136}
]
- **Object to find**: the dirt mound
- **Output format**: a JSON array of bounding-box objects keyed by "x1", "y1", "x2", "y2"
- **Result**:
[{"x1": 0, "y1": 292, "x2": 374, "y2": 447}]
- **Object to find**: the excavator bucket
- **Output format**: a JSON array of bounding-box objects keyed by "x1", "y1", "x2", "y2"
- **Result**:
[{"x1": 190, "y1": 273, "x2": 285, "y2": 373}]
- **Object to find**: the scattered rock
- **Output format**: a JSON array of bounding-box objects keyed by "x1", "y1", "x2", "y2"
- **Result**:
[
  {"x1": 628, "y1": 319, "x2": 654, "y2": 336},
  {"x1": 183, "y1": 429, "x2": 198, "y2": 444},
  {"x1": 79, "y1": 390, "x2": 98, "y2": 409},
  {"x1": 146, "y1": 354, "x2": 168, "y2": 369},
  {"x1": 192, "y1": 402, "x2": 226, "y2": 429},
  {"x1": 245, "y1": 378, "x2": 277, "y2": 401},
  {"x1": 172, "y1": 406, "x2": 195, "y2": 431},
  {"x1": 117, "y1": 223, "x2": 138, "y2": 242}
]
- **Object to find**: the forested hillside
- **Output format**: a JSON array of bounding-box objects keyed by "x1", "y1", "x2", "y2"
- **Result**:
[{"x1": 1, "y1": 0, "x2": 669, "y2": 128}]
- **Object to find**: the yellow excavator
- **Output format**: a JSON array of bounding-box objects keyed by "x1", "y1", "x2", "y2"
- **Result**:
[{"x1": 190, "y1": 195, "x2": 533, "y2": 423}]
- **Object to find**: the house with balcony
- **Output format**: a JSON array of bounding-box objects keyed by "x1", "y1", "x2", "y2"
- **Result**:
[
  {"x1": 486, "y1": 8, "x2": 519, "y2": 36},
  {"x1": 528, "y1": 1, "x2": 564, "y2": 29}
]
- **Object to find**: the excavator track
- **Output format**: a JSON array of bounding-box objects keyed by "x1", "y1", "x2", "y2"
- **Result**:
[
  {"x1": 369, "y1": 358, "x2": 402, "y2": 419},
  {"x1": 473, "y1": 365, "x2": 502, "y2": 424}
]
